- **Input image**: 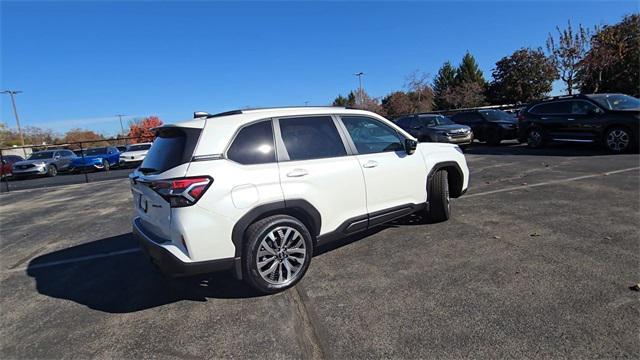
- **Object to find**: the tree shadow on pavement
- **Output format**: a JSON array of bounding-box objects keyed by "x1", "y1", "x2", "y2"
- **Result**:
[{"x1": 26, "y1": 234, "x2": 264, "y2": 313}]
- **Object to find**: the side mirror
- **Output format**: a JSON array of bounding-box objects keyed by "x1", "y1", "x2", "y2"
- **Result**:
[
  {"x1": 54, "y1": 155, "x2": 61, "y2": 159},
  {"x1": 1, "y1": 160, "x2": 6, "y2": 165},
  {"x1": 405, "y1": 139, "x2": 418, "y2": 155}
]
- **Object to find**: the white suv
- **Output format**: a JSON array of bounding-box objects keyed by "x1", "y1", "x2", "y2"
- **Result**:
[{"x1": 131, "y1": 107, "x2": 469, "y2": 293}]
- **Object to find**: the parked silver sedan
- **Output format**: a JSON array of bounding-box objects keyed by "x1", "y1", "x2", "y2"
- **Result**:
[{"x1": 11, "y1": 149, "x2": 76, "y2": 178}]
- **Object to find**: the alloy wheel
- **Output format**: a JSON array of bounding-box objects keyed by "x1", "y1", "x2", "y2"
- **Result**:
[
  {"x1": 256, "y1": 226, "x2": 307, "y2": 286},
  {"x1": 606, "y1": 129, "x2": 629, "y2": 152},
  {"x1": 528, "y1": 129, "x2": 542, "y2": 147}
]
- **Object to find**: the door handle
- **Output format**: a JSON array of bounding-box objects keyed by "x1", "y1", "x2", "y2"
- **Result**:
[
  {"x1": 286, "y1": 169, "x2": 308, "y2": 177},
  {"x1": 363, "y1": 160, "x2": 378, "y2": 168},
  {"x1": 567, "y1": 118, "x2": 575, "y2": 121}
]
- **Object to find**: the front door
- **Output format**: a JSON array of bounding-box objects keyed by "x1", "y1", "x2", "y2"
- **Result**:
[{"x1": 338, "y1": 115, "x2": 427, "y2": 217}]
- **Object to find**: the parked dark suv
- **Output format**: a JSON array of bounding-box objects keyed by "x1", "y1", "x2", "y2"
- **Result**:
[
  {"x1": 393, "y1": 114, "x2": 473, "y2": 146},
  {"x1": 450, "y1": 109, "x2": 518, "y2": 145},
  {"x1": 518, "y1": 94, "x2": 640, "y2": 153}
]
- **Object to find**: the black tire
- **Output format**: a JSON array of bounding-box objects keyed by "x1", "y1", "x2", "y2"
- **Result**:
[
  {"x1": 527, "y1": 127, "x2": 545, "y2": 149},
  {"x1": 486, "y1": 132, "x2": 502, "y2": 146},
  {"x1": 242, "y1": 215, "x2": 313, "y2": 294},
  {"x1": 102, "y1": 159, "x2": 110, "y2": 171},
  {"x1": 604, "y1": 126, "x2": 633, "y2": 153},
  {"x1": 46, "y1": 164, "x2": 57, "y2": 177},
  {"x1": 425, "y1": 170, "x2": 450, "y2": 223}
]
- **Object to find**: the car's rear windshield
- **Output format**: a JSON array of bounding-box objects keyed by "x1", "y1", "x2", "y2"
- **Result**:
[
  {"x1": 479, "y1": 110, "x2": 516, "y2": 122},
  {"x1": 86, "y1": 147, "x2": 107, "y2": 156},
  {"x1": 127, "y1": 144, "x2": 152, "y2": 152},
  {"x1": 587, "y1": 94, "x2": 640, "y2": 111},
  {"x1": 140, "y1": 127, "x2": 201, "y2": 174},
  {"x1": 28, "y1": 151, "x2": 54, "y2": 160}
]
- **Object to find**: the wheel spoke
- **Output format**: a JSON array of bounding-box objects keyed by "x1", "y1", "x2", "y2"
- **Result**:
[
  {"x1": 260, "y1": 241, "x2": 277, "y2": 256},
  {"x1": 286, "y1": 248, "x2": 306, "y2": 256},
  {"x1": 257, "y1": 255, "x2": 276, "y2": 268},
  {"x1": 259, "y1": 260, "x2": 279, "y2": 277}
]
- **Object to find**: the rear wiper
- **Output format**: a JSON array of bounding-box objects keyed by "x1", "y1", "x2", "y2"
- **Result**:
[{"x1": 138, "y1": 167, "x2": 159, "y2": 174}]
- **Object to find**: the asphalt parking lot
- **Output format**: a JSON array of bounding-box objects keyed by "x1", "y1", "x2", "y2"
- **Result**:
[
  {"x1": 1, "y1": 143, "x2": 638, "y2": 359},
  {"x1": 0, "y1": 168, "x2": 133, "y2": 193}
]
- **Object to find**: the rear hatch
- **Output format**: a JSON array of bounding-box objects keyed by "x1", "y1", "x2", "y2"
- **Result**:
[{"x1": 130, "y1": 126, "x2": 203, "y2": 240}]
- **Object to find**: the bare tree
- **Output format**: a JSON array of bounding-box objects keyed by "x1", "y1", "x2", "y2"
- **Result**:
[
  {"x1": 547, "y1": 21, "x2": 590, "y2": 95},
  {"x1": 404, "y1": 70, "x2": 434, "y2": 113}
]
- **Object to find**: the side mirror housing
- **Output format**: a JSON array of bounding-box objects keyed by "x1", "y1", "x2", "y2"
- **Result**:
[{"x1": 405, "y1": 139, "x2": 418, "y2": 155}]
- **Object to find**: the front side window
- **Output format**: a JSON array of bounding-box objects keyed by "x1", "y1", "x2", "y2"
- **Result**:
[
  {"x1": 279, "y1": 116, "x2": 346, "y2": 161},
  {"x1": 570, "y1": 101, "x2": 601, "y2": 115},
  {"x1": 340, "y1": 116, "x2": 404, "y2": 154},
  {"x1": 227, "y1": 121, "x2": 275, "y2": 165}
]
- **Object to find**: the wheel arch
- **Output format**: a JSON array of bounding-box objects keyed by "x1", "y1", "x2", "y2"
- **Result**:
[
  {"x1": 231, "y1": 200, "x2": 321, "y2": 259},
  {"x1": 428, "y1": 161, "x2": 464, "y2": 198}
]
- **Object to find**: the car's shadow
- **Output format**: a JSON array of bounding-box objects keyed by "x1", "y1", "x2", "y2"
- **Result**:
[
  {"x1": 26, "y1": 223, "x2": 400, "y2": 313},
  {"x1": 463, "y1": 141, "x2": 616, "y2": 157}
]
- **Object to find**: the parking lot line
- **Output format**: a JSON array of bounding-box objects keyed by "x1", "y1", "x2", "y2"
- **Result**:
[
  {"x1": 464, "y1": 166, "x2": 640, "y2": 198},
  {"x1": 4, "y1": 248, "x2": 140, "y2": 273}
]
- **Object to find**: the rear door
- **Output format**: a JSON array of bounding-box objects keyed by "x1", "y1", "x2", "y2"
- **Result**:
[
  {"x1": 275, "y1": 115, "x2": 367, "y2": 235},
  {"x1": 529, "y1": 101, "x2": 572, "y2": 139},
  {"x1": 130, "y1": 127, "x2": 202, "y2": 238},
  {"x1": 338, "y1": 115, "x2": 426, "y2": 218}
]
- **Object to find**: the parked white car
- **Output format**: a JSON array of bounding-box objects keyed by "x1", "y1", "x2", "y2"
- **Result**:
[
  {"x1": 119, "y1": 143, "x2": 152, "y2": 168},
  {"x1": 131, "y1": 107, "x2": 469, "y2": 293}
]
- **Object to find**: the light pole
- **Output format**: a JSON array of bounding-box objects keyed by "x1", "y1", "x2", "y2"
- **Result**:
[
  {"x1": 354, "y1": 72, "x2": 364, "y2": 107},
  {"x1": 116, "y1": 114, "x2": 126, "y2": 141},
  {"x1": 1, "y1": 90, "x2": 25, "y2": 147}
]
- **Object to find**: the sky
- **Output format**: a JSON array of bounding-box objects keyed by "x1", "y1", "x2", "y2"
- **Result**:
[{"x1": 1, "y1": 0, "x2": 638, "y2": 136}]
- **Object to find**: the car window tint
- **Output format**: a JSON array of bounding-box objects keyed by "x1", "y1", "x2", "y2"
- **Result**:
[
  {"x1": 570, "y1": 101, "x2": 599, "y2": 115},
  {"x1": 395, "y1": 117, "x2": 410, "y2": 127},
  {"x1": 279, "y1": 116, "x2": 346, "y2": 161},
  {"x1": 227, "y1": 121, "x2": 275, "y2": 165},
  {"x1": 340, "y1": 116, "x2": 404, "y2": 154},
  {"x1": 531, "y1": 101, "x2": 571, "y2": 114}
]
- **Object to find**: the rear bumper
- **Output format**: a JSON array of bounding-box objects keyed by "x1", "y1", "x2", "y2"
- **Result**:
[{"x1": 133, "y1": 217, "x2": 234, "y2": 277}]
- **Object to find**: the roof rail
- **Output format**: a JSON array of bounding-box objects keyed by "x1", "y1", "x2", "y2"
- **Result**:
[{"x1": 194, "y1": 106, "x2": 349, "y2": 119}]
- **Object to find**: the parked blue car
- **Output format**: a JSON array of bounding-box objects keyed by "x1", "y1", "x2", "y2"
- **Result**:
[{"x1": 70, "y1": 146, "x2": 120, "y2": 172}]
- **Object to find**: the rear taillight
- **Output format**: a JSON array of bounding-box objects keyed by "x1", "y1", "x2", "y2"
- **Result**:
[{"x1": 149, "y1": 176, "x2": 212, "y2": 208}]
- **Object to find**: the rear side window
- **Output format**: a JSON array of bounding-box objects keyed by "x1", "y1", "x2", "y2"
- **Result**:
[
  {"x1": 530, "y1": 101, "x2": 571, "y2": 114},
  {"x1": 140, "y1": 127, "x2": 201, "y2": 173},
  {"x1": 279, "y1": 116, "x2": 346, "y2": 161},
  {"x1": 227, "y1": 121, "x2": 275, "y2": 165}
]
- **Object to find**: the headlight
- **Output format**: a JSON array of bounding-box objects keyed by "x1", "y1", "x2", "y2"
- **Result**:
[{"x1": 437, "y1": 131, "x2": 448, "y2": 136}]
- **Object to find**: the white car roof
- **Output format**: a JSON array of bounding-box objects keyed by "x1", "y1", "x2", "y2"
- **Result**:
[{"x1": 167, "y1": 107, "x2": 413, "y2": 156}]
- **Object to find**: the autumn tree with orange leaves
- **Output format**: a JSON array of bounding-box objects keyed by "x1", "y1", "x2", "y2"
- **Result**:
[{"x1": 128, "y1": 116, "x2": 163, "y2": 143}]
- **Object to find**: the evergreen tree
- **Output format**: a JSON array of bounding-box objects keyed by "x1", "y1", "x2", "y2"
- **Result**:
[
  {"x1": 433, "y1": 62, "x2": 457, "y2": 110},
  {"x1": 455, "y1": 52, "x2": 486, "y2": 86}
]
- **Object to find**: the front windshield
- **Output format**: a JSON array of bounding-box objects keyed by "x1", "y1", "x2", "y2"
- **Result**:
[
  {"x1": 479, "y1": 110, "x2": 515, "y2": 122},
  {"x1": 27, "y1": 151, "x2": 54, "y2": 160},
  {"x1": 587, "y1": 94, "x2": 640, "y2": 110},
  {"x1": 85, "y1": 147, "x2": 107, "y2": 156},
  {"x1": 126, "y1": 144, "x2": 151, "y2": 152}
]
